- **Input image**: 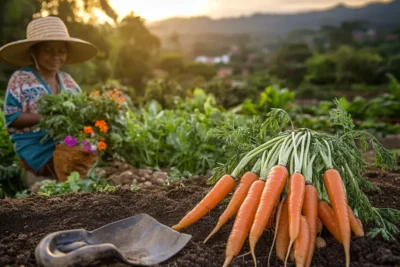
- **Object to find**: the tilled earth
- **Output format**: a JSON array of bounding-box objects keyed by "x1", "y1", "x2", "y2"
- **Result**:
[{"x1": 0, "y1": 169, "x2": 399, "y2": 267}]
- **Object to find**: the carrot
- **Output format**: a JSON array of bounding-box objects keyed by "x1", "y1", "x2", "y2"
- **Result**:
[
  {"x1": 294, "y1": 216, "x2": 311, "y2": 267},
  {"x1": 248, "y1": 165, "x2": 288, "y2": 265},
  {"x1": 318, "y1": 201, "x2": 342, "y2": 243},
  {"x1": 268, "y1": 198, "x2": 285, "y2": 267},
  {"x1": 204, "y1": 172, "x2": 258, "y2": 243},
  {"x1": 275, "y1": 198, "x2": 290, "y2": 262},
  {"x1": 302, "y1": 184, "x2": 318, "y2": 267},
  {"x1": 265, "y1": 201, "x2": 278, "y2": 230},
  {"x1": 222, "y1": 180, "x2": 265, "y2": 267},
  {"x1": 348, "y1": 206, "x2": 364, "y2": 237},
  {"x1": 324, "y1": 169, "x2": 351, "y2": 267},
  {"x1": 172, "y1": 174, "x2": 235, "y2": 231},
  {"x1": 284, "y1": 172, "x2": 306, "y2": 267},
  {"x1": 317, "y1": 218, "x2": 323, "y2": 233}
]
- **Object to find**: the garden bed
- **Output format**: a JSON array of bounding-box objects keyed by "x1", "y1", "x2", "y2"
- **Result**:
[{"x1": 0, "y1": 169, "x2": 399, "y2": 267}]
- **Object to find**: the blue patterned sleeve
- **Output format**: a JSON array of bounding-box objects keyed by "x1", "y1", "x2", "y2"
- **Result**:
[{"x1": 4, "y1": 73, "x2": 23, "y2": 127}]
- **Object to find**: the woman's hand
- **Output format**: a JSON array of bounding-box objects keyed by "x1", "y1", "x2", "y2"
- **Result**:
[{"x1": 9, "y1": 113, "x2": 41, "y2": 128}]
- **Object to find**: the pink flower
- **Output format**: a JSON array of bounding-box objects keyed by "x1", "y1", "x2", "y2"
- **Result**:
[{"x1": 64, "y1": 136, "x2": 77, "y2": 147}]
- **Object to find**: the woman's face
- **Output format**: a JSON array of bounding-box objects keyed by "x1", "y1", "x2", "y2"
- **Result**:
[{"x1": 34, "y1": 41, "x2": 67, "y2": 72}]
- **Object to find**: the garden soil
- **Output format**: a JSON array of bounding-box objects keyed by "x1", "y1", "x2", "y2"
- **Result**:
[{"x1": 0, "y1": 169, "x2": 399, "y2": 267}]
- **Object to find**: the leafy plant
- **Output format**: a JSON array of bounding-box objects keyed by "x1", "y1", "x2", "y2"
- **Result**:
[
  {"x1": 239, "y1": 85, "x2": 295, "y2": 115},
  {"x1": 37, "y1": 171, "x2": 107, "y2": 196}
]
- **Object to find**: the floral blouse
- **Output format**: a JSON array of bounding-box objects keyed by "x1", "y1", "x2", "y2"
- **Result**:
[{"x1": 3, "y1": 66, "x2": 81, "y2": 172}]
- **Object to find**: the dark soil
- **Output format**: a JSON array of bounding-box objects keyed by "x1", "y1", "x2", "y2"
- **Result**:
[{"x1": 0, "y1": 171, "x2": 399, "y2": 267}]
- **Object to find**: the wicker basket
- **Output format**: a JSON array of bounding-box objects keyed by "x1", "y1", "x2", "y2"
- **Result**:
[{"x1": 53, "y1": 144, "x2": 96, "y2": 182}]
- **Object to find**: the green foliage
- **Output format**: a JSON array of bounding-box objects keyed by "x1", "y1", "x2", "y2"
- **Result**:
[
  {"x1": 0, "y1": 110, "x2": 24, "y2": 198},
  {"x1": 141, "y1": 78, "x2": 186, "y2": 108},
  {"x1": 114, "y1": 14, "x2": 161, "y2": 93},
  {"x1": 268, "y1": 43, "x2": 313, "y2": 85},
  {"x1": 185, "y1": 62, "x2": 217, "y2": 80},
  {"x1": 37, "y1": 171, "x2": 107, "y2": 196},
  {"x1": 387, "y1": 54, "x2": 400, "y2": 80},
  {"x1": 305, "y1": 54, "x2": 337, "y2": 85},
  {"x1": 120, "y1": 92, "x2": 240, "y2": 174},
  {"x1": 158, "y1": 53, "x2": 186, "y2": 75},
  {"x1": 203, "y1": 78, "x2": 259, "y2": 108},
  {"x1": 239, "y1": 85, "x2": 295, "y2": 115},
  {"x1": 335, "y1": 46, "x2": 383, "y2": 84}
]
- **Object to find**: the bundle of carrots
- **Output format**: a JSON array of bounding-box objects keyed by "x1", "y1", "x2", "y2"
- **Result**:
[{"x1": 171, "y1": 102, "x2": 399, "y2": 267}]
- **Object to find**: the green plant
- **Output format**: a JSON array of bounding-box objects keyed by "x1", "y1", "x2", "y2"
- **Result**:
[
  {"x1": 239, "y1": 85, "x2": 295, "y2": 115},
  {"x1": 0, "y1": 110, "x2": 24, "y2": 198},
  {"x1": 37, "y1": 171, "x2": 107, "y2": 196}
]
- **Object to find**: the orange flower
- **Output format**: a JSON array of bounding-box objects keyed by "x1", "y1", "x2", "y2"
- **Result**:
[
  {"x1": 90, "y1": 90, "x2": 100, "y2": 97},
  {"x1": 83, "y1": 126, "x2": 94, "y2": 134},
  {"x1": 118, "y1": 96, "x2": 126, "y2": 103},
  {"x1": 98, "y1": 141, "x2": 107, "y2": 150},
  {"x1": 100, "y1": 137, "x2": 105, "y2": 141},
  {"x1": 95, "y1": 120, "x2": 108, "y2": 133}
]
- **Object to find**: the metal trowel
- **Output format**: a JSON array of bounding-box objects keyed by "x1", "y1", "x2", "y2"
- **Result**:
[{"x1": 35, "y1": 213, "x2": 191, "y2": 266}]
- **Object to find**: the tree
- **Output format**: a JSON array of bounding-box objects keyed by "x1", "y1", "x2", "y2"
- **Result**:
[
  {"x1": 114, "y1": 13, "x2": 160, "y2": 93},
  {"x1": 39, "y1": 0, "x2": 118, "y2": 24},
  {"x1": 268, "y1": 43, "x2": 313, "y2": 85},
  {"x1": 320, "y1": 21, "x2": 368, "y2": 49}
]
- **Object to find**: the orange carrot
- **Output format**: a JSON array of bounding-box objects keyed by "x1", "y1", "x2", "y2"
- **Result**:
[
  {"x1": 348, "y1": 206, "x2": 364, "y2": 237},
  {"x1": 204, "y1": 172, "x2": 258, "y2": 243},
  {"x1": 268, "y1": 198, "x2": 285, "y2": 267},
  {"x1": 266, "y1": 200, "x2": 278, "y2": 230},
  {"x1": 317, "y1": 218, "x2": 323, "y2": 234},
  {"x1": 223, "y1": 180, "x2": 265, "y2": 267},
  {"x1": 172, "y1": 174, "x2": 235, "y2": 231},
  {"x1": 248, "y1": 165, "x2": 288, "y2": 264},
  {"x1": 318, "y1": 201, "x2": 342, "y2": 243},
  {"x1": 275, "y1": 198, "x2": 290, "y2": 262},
  {"x1": 294, "y1": 216, "x2": 311, "y2": 267},
  {"x1": 284, "y1": 172, "x2": 306, "y2": 267},
  {"x1": 302, "y1": 185, "x2": 318, "y2": 267},
  {"x1": 324, "y1": 169, "x2": 351, "y2": 267}
]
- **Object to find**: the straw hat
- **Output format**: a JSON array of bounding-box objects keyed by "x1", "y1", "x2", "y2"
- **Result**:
[{"x1": 0, "y1": 16, "x2": 98, "y2": 66}]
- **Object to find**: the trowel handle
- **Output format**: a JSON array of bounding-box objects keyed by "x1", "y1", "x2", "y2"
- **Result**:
[{"x1": 35, "y1": 229, "x2": 121, "y2": 267}]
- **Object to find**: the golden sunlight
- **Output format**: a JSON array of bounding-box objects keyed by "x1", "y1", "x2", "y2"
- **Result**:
[{"x1": 109, "y1": 0, "x2": 209, "y2": 21}]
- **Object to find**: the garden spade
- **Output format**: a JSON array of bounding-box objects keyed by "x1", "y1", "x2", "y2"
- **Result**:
[{"x1": 35, "y1": 213, "x2": 191, "y2": 266}]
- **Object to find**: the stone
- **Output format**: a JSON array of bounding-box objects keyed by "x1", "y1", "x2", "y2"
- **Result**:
[
  {"x1": 153, "y1": 171, "x2": 168, "y2": 181},
  {"x1": 155, "y1": 178, "x2": 165, "y2": 185},
  {"x1": 96, "y1": 169, "x2": 107, "y2": 178},
  {"x1": 144, "y1": 181, "x2": 152, "y2": 187}
]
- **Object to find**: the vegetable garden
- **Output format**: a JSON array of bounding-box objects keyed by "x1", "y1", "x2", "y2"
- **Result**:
[{"x1": 0, "y1": 81, "x2": 400, "y2": 267}]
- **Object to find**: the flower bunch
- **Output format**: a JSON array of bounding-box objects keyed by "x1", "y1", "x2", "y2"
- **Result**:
[{"x1": 62, "y1": 120, "x2": 109, "y2": 153}]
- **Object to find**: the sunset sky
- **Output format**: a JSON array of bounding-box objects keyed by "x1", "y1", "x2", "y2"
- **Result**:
[{"x1": 109, "y1": 0, "x2": 392, "y2": 22}]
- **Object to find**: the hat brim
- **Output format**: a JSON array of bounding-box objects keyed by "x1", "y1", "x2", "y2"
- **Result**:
[{"x1": 0, "y1": 38, "x2": 98, "y2": 66}]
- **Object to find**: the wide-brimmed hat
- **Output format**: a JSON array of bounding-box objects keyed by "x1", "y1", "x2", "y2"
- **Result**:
[{"x1": 0, "y1": 16, "x2": 98, "y2": 66}]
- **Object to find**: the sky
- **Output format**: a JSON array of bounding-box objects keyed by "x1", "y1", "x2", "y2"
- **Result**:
[{"x1": 109, "y1": 0, "x2": 392, "y2": 22}]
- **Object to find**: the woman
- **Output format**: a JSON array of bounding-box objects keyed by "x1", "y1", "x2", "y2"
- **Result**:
[{"x1": 0, "y1": 16, "x2": 97, "y2": 185}]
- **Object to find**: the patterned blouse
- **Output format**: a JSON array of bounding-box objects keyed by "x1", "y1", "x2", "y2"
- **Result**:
[{"x1": 3, "y1": 66, "x2": 81, "y2": 172}]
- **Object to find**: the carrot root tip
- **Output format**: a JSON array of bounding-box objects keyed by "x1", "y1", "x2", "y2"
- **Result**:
[
  {"x1": 251, "y1": 248, "x2": 257, "y2": 267},
  {"x1": 222, "y1": 256, "x2": 234, "y2": 267}
]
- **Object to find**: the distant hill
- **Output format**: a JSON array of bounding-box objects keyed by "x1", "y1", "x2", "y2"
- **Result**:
[{"x1": 149, "y1": 0, "x2": 400, "y2": 36}]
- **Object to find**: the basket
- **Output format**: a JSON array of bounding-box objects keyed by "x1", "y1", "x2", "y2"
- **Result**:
[{"x1": 53, "y1": 144, "x2": 97, "y2": 183}]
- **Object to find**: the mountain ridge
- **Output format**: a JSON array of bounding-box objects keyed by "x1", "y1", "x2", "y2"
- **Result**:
[{"x1": 149, "y1": 0, "x2": 400, "y2": 35}]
